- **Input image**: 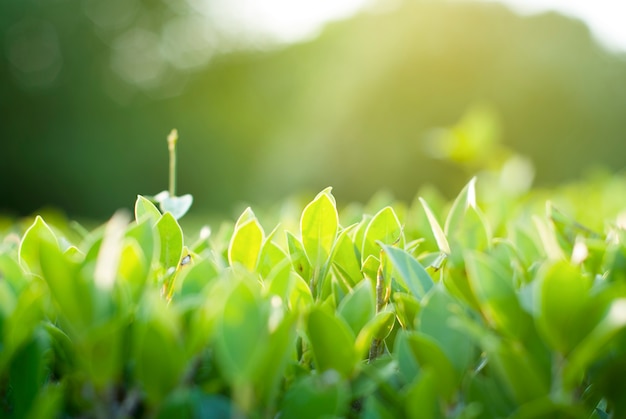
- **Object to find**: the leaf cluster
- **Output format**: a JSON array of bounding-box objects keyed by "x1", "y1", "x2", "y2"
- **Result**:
[{"x1": 2, "y1": 178, "x2": 626, "y2": 418}]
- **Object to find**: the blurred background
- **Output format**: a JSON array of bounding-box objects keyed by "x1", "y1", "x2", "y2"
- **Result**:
[{"x1": 1, "y1": 0, "x2": 625, "y2": 220}]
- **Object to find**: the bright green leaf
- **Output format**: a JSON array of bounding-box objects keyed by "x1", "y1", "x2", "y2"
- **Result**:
[
  {"x1": 300, "y1": 190, "x2": 338, "y2": 267},
  {"x1": 18, "y1": 216, "x2": 57, "y2": 276},
  {"x1": 156, "y1": 212, "x2": 184, "y2": 269},
  {"x1": 228, "y1": 218, "x2": 264, "y2": 271},
  {"x1": 419, "y1": 198, "x2": 451, "y2": 255},
  {"x1": 362, "y1": 206, "x2": 403, "y2": 263},
  {"x1": 135, "y1": 195, "x2": 161, "y2": 223}
]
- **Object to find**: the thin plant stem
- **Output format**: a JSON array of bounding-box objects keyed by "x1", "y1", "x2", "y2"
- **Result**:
[{"x1": 167, "y1": 129, "x2": 178, "y2": 197}]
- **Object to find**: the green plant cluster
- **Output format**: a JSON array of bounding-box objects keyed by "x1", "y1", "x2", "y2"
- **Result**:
[{"x1": 2, "y1": 177, "x2": 626, "y2": 418}]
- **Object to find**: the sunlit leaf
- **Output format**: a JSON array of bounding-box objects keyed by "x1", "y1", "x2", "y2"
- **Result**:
[
  {"x1": 18, "y1": 216, "x2": 57, "y2": 276},
  {"x1": 160, "y1": 194, "x2": 193, "y2": 220},
  {"x1": 135, "y1": 195, "x2": 161, "y2": 223},
  {"x1": 362, "y1": 206, "x2": 403, "y2": 263},
  {"x1": 300, "y1": 189, "x2": 338, "y2": 267},
  {"x1": 228, "y1": 218, "x2": 264, "y2": 271},
  {"x1": 156, "y1": 211, "x2": 184, "y2": 269},
  {"x1": 419, "y1": 198, "x2": 451, "y2": 255}
]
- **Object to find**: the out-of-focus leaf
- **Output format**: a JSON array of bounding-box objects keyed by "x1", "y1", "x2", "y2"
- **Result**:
[
  {"x1": 18, "y1": 216, "x2": 57, "y2": 276},
  {"x1": 337, "y1": 280, "x2": 375, "y2": 336},
  {"x1": 393, "y1": 292, "x2": 420, "y2": 329},
  {"x1": 564, "y1": 299, "x2": 626, "y2": 390},
  {"x1": 306, "y1": 305, "x2": 356, "y2": 377},
  {"x1": 258, "y1": 239, "x2": 287, "y2": 278},
  {"x1": 418, "y1": 285, "x2": 475, "y2": 374},
  {"x1": 254, "y1": 309, "x2": 297, "y2": 408},
  {"x1": 404, "y1": 368, "x2": 439, "y2": 419},
  {"x1": 361, "y1": 254, "x2": 379, "y2": 282},
  {"x1": 133, "y1": 293, "x2": 185, "y2": 403},
  {"x1": 39, "y1": 237, "x2": 92, "y2": 333},
  {"x1": 8, "y1": 333, "x2": 48, "y2": 419},
  {"x1": 214, "y1": 279, "x2": 265, "y2": 383},
  {"x1": 465, "y1": 250, "x2": 530, "y2": 338},
  {"x1": 126, "y1": 219, "x2": 156, "y2": 268},
  {"x1": 535, "y1": 260, "x2": 593, "y2": 354},
  {"x1": 288, "y1": 274, "x2": 314, "y2": 312},
  {"x1": 395, "y1": 331, "x2": 457, "y2": 400},
  {"x1": 279, "y1": 370, "x2": 350, "y2": 419}
]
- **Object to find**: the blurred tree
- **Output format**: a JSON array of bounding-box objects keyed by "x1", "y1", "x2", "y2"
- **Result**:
[{"x1": 1, "y1": 0, "x2": 625, "y2": 219}]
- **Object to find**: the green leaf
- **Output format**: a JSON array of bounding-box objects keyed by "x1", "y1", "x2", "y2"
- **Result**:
[
  {"x1": 254, "y1": 309, "x2": 297, "y2": 407},
  {"x1": 24, "y1": 382, "x2": 64, "y2": 419},
  {"x1": 361, "y1": 254, "x2": 380, "y2": 282},
  {"x1": 488, "y1": 338, "x2": 550, "y2": 403},
  {"x1": 286, "y1": 231, "x2": 311, "y2": 281},
  {"x1": 177, "y1": 257, "x2": 220, "y2": 298},
  {"x1": 135, "y1": 195, "x2": 161, "y2": 223},
  {"x1": 18, "y1": 216, "x2": 58, "y2": 276},
  {"x1": 404, "y1": 368, "x2": 440, "y2": 419},
  {"x1": 418, "y1": 285, "x2": 475, "y2": 374},
  {"x1": 300, "y1": 189, "x2": 338, "y2": 267},
  {"x1": 160, "y1": 194, "x2": 193, "y2": 220},
  {"x1": 265, "y1": 259, "x2": 294, "y2": 299},
  {"x1": 393, "y1": 292, "x2": 420, "y2": 329},
  {"x1": 228, "y1": 218, "x2": 264, "y2": 271},
  {"x1": 215, "y1": 279, "x2": 266, "y2": 383},
  {"x1": 395, "y1": 331, "x2": 457, "y2": 400},
  {"x1": 280, "y1": 371, "x2": 350, "y2": 419},
  {"x1": 288, "y1": 274, "x2": 313, "y2": 312},
  {"x1": 133, "y1": 294, "x2": 185, "y2": 403},
  {"x1": 337, "y1": 280, "x2": 376, "y2": 336},
  {"x1": 3, "y1": 280, "x2": 44, "y2": 363},
  {"x1": 382, "y1": 244, "x2": 434, "y2": 299},
  {"x1": 564, "y1": 299, "x2": 626, "y2": 389},
  {"x1": 8, "y1": 334, "x2": 49, "y2": 419},
  {"x1": 118, "y1": 239, "x2": 148, "y2": 300},
  {"x1": 419, "y1": 198, "x2": 451, "y2": 255},
  {"x1": 465, "y1": 250, "x2": 530, "y2": 338},
  {"x1": 156, "y1": 211, "x2": 184, "y2": 269},
  {"x1": 535, "y1": 260, "x2": 592, "y2": 354},
  {"x1": 444, "y1": 177, "x2": 477, "y2": 236},
  {"x1": 79, "y1": 321, "x2": 123, "y2": 390},
  {"x1": 39, "y1": 237, "x2": 92, "y2": 332},
  {"x1": 306, "y1": 305, "x2": 356, "y2": 377},
  {"x1": 257, "y1": 238, "x2": 286, "y2": 278},
  {"x1": 362, "y1": 206, "x2": 403, "y2": 263},
  {"x1": 355, "y1": 311, "x2": 395, "y2": 358},
  {"x1": 126, "y1": 218, "x2": 156, "y2": 268},
  {"x1": 331, "y1": 227, "x2": 362, "y2": 287}
]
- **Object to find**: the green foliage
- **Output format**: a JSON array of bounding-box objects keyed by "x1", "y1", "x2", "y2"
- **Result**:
[{"x1": 3, "y1": 176, "x2": 626, "y2": 418}]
